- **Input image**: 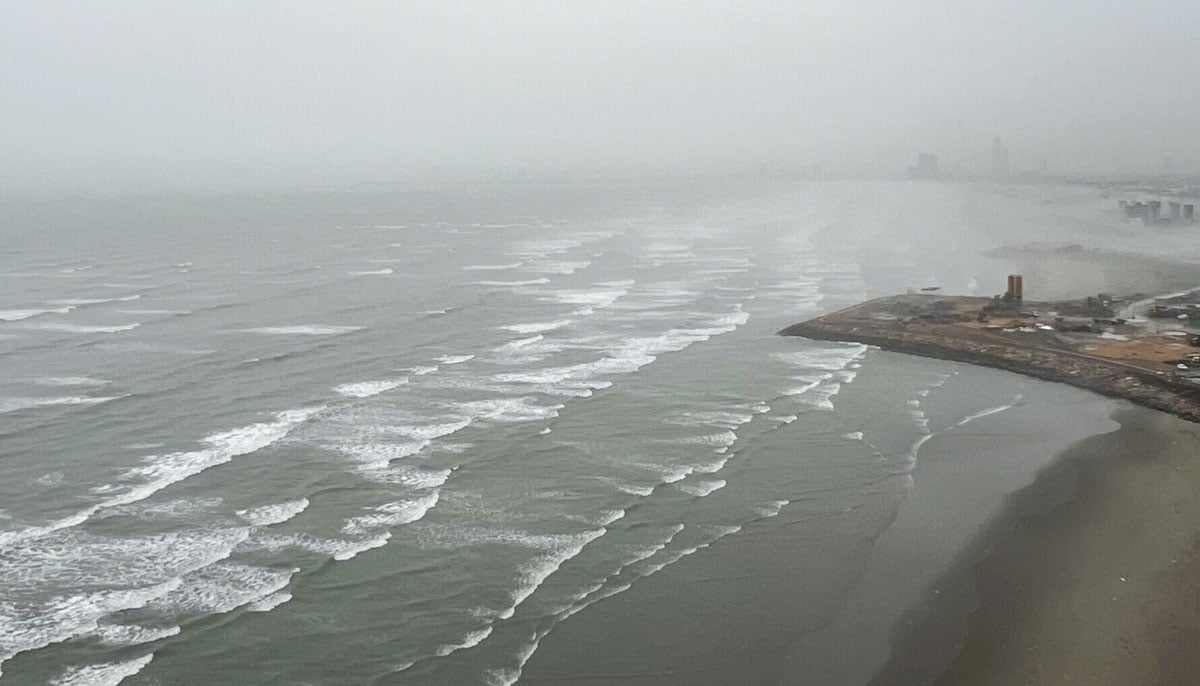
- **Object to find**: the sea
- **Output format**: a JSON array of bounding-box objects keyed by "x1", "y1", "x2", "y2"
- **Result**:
[{"x1": 0, "y1": 179, "x2": 1143, "y2": 684}]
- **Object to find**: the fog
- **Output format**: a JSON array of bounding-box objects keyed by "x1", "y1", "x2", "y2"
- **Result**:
[{"x1": 3, "y1": 1, "x2": 1199, "y2": 191}]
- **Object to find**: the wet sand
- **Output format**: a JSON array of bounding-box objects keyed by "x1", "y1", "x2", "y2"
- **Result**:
[
  {"x1": 519, "y1": 364, "x2": 1145, "y2": 685},
  {"x1": 874, "y1": 406, "x2": 1200, "y2": 686}
]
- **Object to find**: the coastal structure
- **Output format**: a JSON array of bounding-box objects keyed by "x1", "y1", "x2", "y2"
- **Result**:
[
  {"x1": 910, "y1": 153, "x2": 939, "y2": 179},
  {"x1": 781, "y1": 285, "x2": 1200, "y2": 423},
  {"x1": 991, "y1": 136, "x2": 1010, "y2": 178},
  {"x1": 1118, "y1": 198, "x2": 1197, "y2": 224}
]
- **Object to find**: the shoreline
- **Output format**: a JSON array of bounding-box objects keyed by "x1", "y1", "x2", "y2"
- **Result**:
[
  {"x1": 780, "y1": 296, "x2": 1200, "y2": 424},
  {"x1": 782, "y1": 296, "x2": 1200, "y2": 683},
  {"x1": 869, "y1": 406, "x2": 1200, "y2": 685}
]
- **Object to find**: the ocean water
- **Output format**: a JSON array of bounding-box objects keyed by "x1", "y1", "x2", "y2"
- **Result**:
[{"x1": 0, "y1": 180, "x2": 1123, "y2": 684}]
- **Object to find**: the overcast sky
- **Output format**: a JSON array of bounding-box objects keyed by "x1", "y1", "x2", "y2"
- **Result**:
[{"x1": 3, "y1": 1, "x2": 1199, "y2": 191}]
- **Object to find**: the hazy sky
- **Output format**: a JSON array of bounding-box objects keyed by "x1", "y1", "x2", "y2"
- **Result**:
[{"x1": 3, "y1": 1, "x2": 1199, "y2": 190}]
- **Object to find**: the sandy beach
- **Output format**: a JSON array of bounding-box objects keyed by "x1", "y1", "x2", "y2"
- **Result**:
[{"x1": 873, "y1": 406, "x2": 1200, "y2": 686}]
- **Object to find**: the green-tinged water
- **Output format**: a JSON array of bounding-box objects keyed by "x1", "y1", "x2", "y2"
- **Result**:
[{"x1": 0, "y1": 180, "x2": 1126, "y2": 684}]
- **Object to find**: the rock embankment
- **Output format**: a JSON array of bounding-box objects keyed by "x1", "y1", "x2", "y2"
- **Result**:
[{"x1": 781, "y1": 318, "x2": 1200, "y2": 424}]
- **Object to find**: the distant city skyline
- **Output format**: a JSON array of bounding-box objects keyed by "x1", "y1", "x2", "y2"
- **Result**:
[{"x1": 3, "y1": 1, "x2": 1200, "y2": 192}]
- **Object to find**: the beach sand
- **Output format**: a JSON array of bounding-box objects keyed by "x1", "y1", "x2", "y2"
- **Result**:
[
  {"x1": 874, "y1": 406, "x2": 1200, "y2": 686},
  {"x1": 521, "y1": 365, "x2": 1181, "y2": 685}
]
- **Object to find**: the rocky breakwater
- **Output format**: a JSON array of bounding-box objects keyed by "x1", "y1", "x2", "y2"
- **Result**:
[{"x1": 780, "y1": 295, "x2": 1200, "y2": 424}]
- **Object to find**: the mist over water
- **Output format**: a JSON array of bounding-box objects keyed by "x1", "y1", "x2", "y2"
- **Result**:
[
  {"x1": 0, "y1": 180, "x2": 1135, "y2": 683},
  {"x1": 4, "y1": 2, "x2": 1200, "y2": 683}
]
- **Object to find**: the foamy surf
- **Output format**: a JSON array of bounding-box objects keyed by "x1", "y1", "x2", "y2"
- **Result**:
[
  {"x1": 28, "y1": 377, "x2": 110, "y2": 387},
  {"x1": 499, "y1": 320, "x2": 571, "y2": 334},
  {"x1": 240, "y1": 325, "x2": 363, "y2": 335},
  {"x1": 498, "y1": 528, "x2": 606, "y2": 620},
  {"x1": 0, "y1": 306, "x2": 73, "y2": 321},
  {"x1": 48, "y1": 295, "x2": 141, "y2": 306},
  {"x1": 678, "y1": 479, "x2": 726, "y2": 497},
  {"x1": 335, "y1": 379, "x2": 406, "y2": 398},
  {"x1": 26, "y1": 322, "x2": 140, "y2": 333},
  {"x1": 0, "y1": 396, "x2": 121, "y2": 414},
  {"x1": 341, "y1": 492, "x2": 441, "y2": 536},
  {"x1": 463, "y1": 262, "x2": 523, "y2": 270},
  {"x1": 473, "y1": 278, "x2": 551, "y2": 286},
  {"x1": 0, "y1": 406, "x2": 323, "y2": 549},
  {"x1": 236, "y1": 498, "x2": 310, "y2": 527},
  {"x1": 50, "y1": 654, "x2": 155, "y2": 686}
]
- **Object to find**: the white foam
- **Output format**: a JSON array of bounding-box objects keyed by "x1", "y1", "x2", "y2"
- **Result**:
[
  {"x1": 348, "y1": 268, "x2": 394, "y2": 275},
  {"x1": 673, "y1": 410, "x2": 755, "y2": 429},
  {"x1": 474, "y1": 278, "x2": 551, "y2": 286},
  {"x1": 0, "y1": 407, "x2": 322, "y2": 548},
  {"x1": 678, "y1": 479, "x2": 726, "y2": 497},
  {"x1": 363, "y1": 466, "x2": 451, "y2": 488},
  {"x1": 543, "y1": 287, "x2": 627, "y2": 313},
  {"x1": 595, "y1": 509, "x2": 626, "y2": 526},
  {"x1": 538, "y1": 427, "x2": 552, "y2": 435},
  {"x1": 682, "y1": 430, "x2": 737, "y2": 448},
  {"x1": 409, "y1": 365, "x2": 439, "y2": 375},
  {"x1": 341, "y1": 492, "x2": 440, "y2": 536},
  {"x1": 336, "y1": 418, "x2": 472, "y2": 473},
  {"x1": 27, "y1": 322, "x2": 140, "y2": 333},
  {"x1": 755, "y1": 500, "x2": 789, "y2": 518},
  {"x1": 236, "y1": 498, "x2": 309, "y2": 527},
  {"x1": 455, "y1": 397, "x2": 563, "y2": 423},
  {"x1": 0, "y1": 307, "x2": 73, "y2": 321},
  {"x1": 434, "y1": 354, "x2": 475, "y2": 365},
  {"x1": 48, "y1": 295, "x2": 140, "y2": 306},
  {"x1": 522, "y1": 260, "x2": 591, "y2": 275},
  {"x1": 29, "y1": 377, "x2": 110, "y2": 387},
  {"x1": 335, "y1": 379, "x2": 406, "y2": 398},
  {"x1": 499, "y1": 528, "x2": 606, "y2": 620},
  {"x1": 908, "y1": 433, "x2": 935, "y2": 465},
  {"x1": 0, "y1": 396, "x2": 120, "y2": 414},
  {"x1": 777, "y1": 344, "x2": 870, "y2": 371},
  {"x1": 660, "y1": 465, "x2": 693, "y2": 484},
  {"x1": 463, "y1": 263, "x2": 523, "y2": 270},
  {"x1": 94, "y1": 622, "x2": 180, "y2": 646},
  {"x1": 0, "y1": 579, "x2": 179, "y2": 679},
  {"x1": 150, "y1": 563, "x2": 295, "y2": 616},
  {"x1": 433, "y1": 626, "x2": 494, "y2": 657},
  {"x1": 616, "y1": 484, "x2": 654, "y2": 496},
  {"x1": 104, "y1": 497, "x2": 223, "y2": 520},
  {"x1": 247, "y1": 591, "x2": 292, "y2": 612},
  {"x1": 691, "y1": 455, "x2": 730, "y2": 474},
  {"x1": 240, "y1": 325, "x2": 362, "y2": 335},
  {"x1": 35, "y1": 471, "x2": 64, "y2": 486},
  {"x1": 50, "y1": 654, "x2": 154, "y2": 686},
  {"x1": 954, "y1": 394, "x2": 1022, "y2": 428},
  {"x1": 843, "y1": 431, "x2": 864, "y2": 440},
  {"x1": 331, "y1": 532, "x2": 391, "y2": 561},
  {"x1": 499, "y1": 320, "x2": 571, "y2": 334}
]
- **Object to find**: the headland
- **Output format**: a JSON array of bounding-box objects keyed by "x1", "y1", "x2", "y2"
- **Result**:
[{"x1": 780, "y1": 291, "x2": 1200, "y2": 424}]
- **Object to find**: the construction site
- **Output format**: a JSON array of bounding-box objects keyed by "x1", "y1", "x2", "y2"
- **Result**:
[{"x1": 780, "y1": 275, "x2": 1200, "y2": 423}]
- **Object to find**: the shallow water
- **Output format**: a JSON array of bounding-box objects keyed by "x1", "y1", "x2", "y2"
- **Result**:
[{"x1": 0, "y1": 180, "x2": 1127, "y2": 683}]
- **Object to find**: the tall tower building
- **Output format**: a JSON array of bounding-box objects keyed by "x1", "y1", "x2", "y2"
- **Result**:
[{"x1": 991, "y1": 136, "x2": 1011, "y2": 178}]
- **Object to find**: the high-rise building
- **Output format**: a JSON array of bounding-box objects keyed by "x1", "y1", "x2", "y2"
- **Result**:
[
  {"x1": 911, "y1": 153, "x2": 939, "y2": 179},
  {"x1": 991, "y1": 136, "x2": 1010, "y2": 178}
]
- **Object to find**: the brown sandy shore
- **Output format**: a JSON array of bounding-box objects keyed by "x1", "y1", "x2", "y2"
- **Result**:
[
  {"x1": 779, "y1": 302, "x2": 1200, "y2": 425},
  {"x1": 781, "y1": 306, "x2": 1200, "y2": 684},
  {"x1": 871, "y1": 407, "x2": 1200, "y2": 686}
]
